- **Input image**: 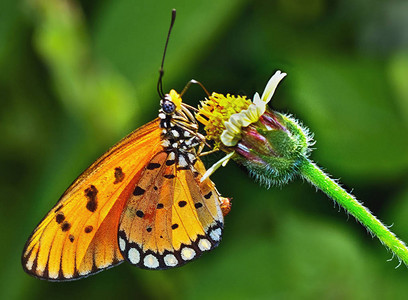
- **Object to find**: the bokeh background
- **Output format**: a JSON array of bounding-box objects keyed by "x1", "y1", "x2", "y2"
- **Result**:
[{"x1": 2, "y1": 0, "x2": 408, "y2": 299}]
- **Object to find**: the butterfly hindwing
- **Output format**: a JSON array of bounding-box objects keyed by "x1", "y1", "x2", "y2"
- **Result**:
[
  {"x1": 22, "y1": 120, "x2": 163, "y2": 281},
  {"x1": 118, "y1": 152, "x2": 224, "y2": 269}
]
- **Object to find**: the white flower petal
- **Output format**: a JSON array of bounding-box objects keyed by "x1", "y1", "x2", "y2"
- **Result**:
[
  {"x1": 239, "y1": 114, "x2": 253, "y2": 126},
  {"x1": 224, "y1": 119, "x2": 240, "y2": 135},
  {"x1": 256, "y1": 103, "x2": 266, "y2": 117},
  {"x1": 246, "y1": 105, "x2": 262, "y2": 123},
  {"x1": 239, "y1": 112, "x2": 254, "y2": 127},
  {"x1": 260, "y1": 70, "x2": 287, "y2": 103},
  {"x1": 229, "y1": 114, "x2": 243, "y2": 128},
  {"x1": 220, "y1": 71, "x2": 287, "y2": 147},
  {"x1": 221, "y1": 130, "x2": 240, "y2": 146},
  {"x1": 200, "y1": 152, "x2": 235, "y2": 182},
  {"x1": 253, "y1": 92, "x2": 262, "y2": 106}
]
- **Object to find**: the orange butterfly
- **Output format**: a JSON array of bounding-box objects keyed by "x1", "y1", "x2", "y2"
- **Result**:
[{"x1": 21, "y1": 10, "x2": 230, "y2": 281}]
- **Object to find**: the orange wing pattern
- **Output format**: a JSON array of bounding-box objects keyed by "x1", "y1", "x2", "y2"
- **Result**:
[
  {"x1": 22, "y1": 119, "x2": 163, "y2": 281},
  {"x1": 118, "y1": 152, "x2": 224, "y2": 269}
]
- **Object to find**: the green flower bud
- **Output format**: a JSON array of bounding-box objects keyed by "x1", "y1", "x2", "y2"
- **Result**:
[{"x1": 233, "y1": 109, "x2": 312, "y2": 186}]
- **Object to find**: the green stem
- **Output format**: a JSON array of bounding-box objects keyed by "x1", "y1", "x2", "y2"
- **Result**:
[{"x1": 299, "y1": 156, "x2": 408, "y2": 266}]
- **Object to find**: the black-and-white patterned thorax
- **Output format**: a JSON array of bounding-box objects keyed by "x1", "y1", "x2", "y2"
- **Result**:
[{"x1": 158, "y1": 94, "x2": 202, "y2": 170}]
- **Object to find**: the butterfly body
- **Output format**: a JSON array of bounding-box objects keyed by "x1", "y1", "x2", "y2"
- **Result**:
[{"x1": 22, "y1": 90, "x2": 226, "y2": 280}]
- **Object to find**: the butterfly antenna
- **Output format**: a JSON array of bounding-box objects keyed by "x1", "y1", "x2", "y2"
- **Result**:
[{"x1": 157, "y1": 9, "x2": 177, "y2": 99}]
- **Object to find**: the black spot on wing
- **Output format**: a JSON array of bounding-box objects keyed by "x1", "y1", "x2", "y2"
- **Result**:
[
  {"x1": 86, "y1": 200, "x2": 97, "y2": 213},
  {"x1": 178, "y1": 201, "x2": 187, "y2": 207},
  {"x1": 177, "y1": 166, "x2": 190, "y2": 171},
  {"x1": 61, "y1": 221, "x2": 71, "y2": 232},
  {"x1": 84, "y1": 226, "x2": 93, "y2": 233},
  {"x1": 204, "y1": 191, "x2": 212, "y2": 199},
  {"x1": 133, "y1": 186, "x2": 145, "y2": 196},
  {"x1": 166, "y1": 160, "x2": 175, "y2": 166},
  {"x1": 147, "y1": 163, "x2": 161, "y2": 170},
  {"x1": 114, "y1": 167, "x2": 125, "y2": 184},
  {"x1": 85, "y1": 185, "x2": 98, "y2": 212},
  {"x1": 55, "y1": 212, "x2": 65, "y2": 224}
]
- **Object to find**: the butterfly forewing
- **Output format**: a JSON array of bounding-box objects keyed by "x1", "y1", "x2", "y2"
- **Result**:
[
  {"x1": 118, "y1": 153, "x2": 224, "y2": 270},
  {"x1": 22, "y1": 120, "x2": 163, "y2": 281}
]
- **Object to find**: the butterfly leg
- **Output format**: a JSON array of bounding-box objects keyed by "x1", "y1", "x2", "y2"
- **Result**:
[{"x1": 198, "y1": 148, "x2": 219, "y2": 157}]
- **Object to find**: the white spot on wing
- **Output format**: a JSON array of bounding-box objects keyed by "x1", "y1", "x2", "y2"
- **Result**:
[
  {"x1": 181, "y1": 247, "x2": 196, "y2": 261},
  {"x1": 78, "y1": 269, "x2": 90, "y2": 276},
  {"x1": 96, "y1": 261, "x2": 110, "y2": 269},
  {"x1": 48, "y1": 270, "x2": 59, "y2": 279},
  {"x1": 198, "y1": 239, "x2": 212, "y2": 251},
  {"x1": 210, "y1": 228, "x2": 222, "y2": 242},
  {"x1": 26, "y1": 258, "x2": 34, "y2": 271},
  {"x1": 168, "y1": 151, "x2": 175, "y2": 161},
  {"x1": 178, "y1": 155, "x2": 188, "y2": 167},
  {"x1": 164, "y1": 254, "x2": 178, "y2": 267},
  {"x1": 37, "y1": 263, "x2": 45, "y2": 273},
  {"x1": 119, "y1": 237, "x2": 126, "y2": 252},
  {"x1": 172, "y1": 130, "x2": 180, "y2": 137},
  {"x1": 187, "y1": 152, "x2": 196, "y2": 163},
  {"x1": 128, "y1": 248, "x2": 140, "y2": 264},
  {"x1": 144, "y1": 254, "x2": 159, "y2": 269}
]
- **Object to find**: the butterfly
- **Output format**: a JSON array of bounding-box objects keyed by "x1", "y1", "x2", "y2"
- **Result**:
[
  {"x1": 21, "y1": 87, "x2": 231, "y2": 280},
  {"x1": 21, "y1": 9, "x2": 231, "y2": 281}
]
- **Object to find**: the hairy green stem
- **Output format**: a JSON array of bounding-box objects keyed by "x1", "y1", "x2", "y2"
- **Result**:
[{"x1": 299, "y1": 156, "x2": 408, "y2": 266}]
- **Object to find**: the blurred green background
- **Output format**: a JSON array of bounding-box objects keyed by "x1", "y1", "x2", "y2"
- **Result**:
[{"x1": 2, "y1": 0, "x2": 408, "y2": 299}]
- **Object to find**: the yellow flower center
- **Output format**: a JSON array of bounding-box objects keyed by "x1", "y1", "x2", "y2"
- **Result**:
[{"x1": 196, "y1": 93, "x2": 251, "y2": 147}]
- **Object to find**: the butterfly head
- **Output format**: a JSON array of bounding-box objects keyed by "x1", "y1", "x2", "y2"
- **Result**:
[{"x1": 161, "y1": 89, "x2": 182, "y2": 115}]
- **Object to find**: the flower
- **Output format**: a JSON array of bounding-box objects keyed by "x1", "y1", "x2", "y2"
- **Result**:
[
  {"x1": 196, "y1": 93, "x2": 252, "y2": 147},
  {"x1": 196, "y1": 71, "x2": 313, "y2": 187}
]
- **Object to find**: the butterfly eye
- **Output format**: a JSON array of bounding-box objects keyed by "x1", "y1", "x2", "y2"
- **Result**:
[{"x1": 161, "y1": 98, "x2": 176, "y2": 114}]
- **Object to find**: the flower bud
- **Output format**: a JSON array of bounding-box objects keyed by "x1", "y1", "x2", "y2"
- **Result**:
[{"x1": 233, "y1": 109, "x2": 312, "y2": 186}]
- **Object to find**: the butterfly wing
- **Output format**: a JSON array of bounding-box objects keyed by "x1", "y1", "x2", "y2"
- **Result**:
[
  {"x1": 22, "y1": 119, "x2": 164, "y2": 281},
  {"x1": 118, "y1": 152, "x2": 224, "y2": 269}
]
